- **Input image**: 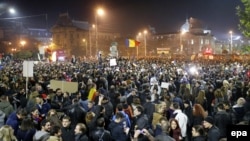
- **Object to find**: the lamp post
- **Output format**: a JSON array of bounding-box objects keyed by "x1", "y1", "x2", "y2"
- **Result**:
[
  {"x1": 95, "y1": 8, "x2": 104, "y2": 56},
  {"x1": 0, "y1": 7, "x2": 16, "y2": 16},
  {"x1": 229, "y1": 30, "x2": 233, "y2": 54},
  {"x1": 82, "y1": 38, "x2": 88, "y2": 57},
  {"x1": 136, "y1": 32, "x2": 142, "y2": 58},
  {"x1": 143, "y1": 30, "x2": 148, "y2": 57},
  {"x1": 180, "y1": 30, "x2": 187, "y2": 53}
]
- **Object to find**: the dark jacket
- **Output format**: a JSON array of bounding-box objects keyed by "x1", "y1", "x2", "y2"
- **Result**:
[
  {"x1": 91, "y1": 127, "x2": 112, "y2": 141},
  {"x1": 64, "y1": 103, "x2": 86, "y2": 126},
  {"x1": 61, "y1": 126, "x2": 75, "y2": 141},
  {"x1": 135, "y1": 114, "x2": 149, "y2": 130},
  {"x1": 75, "y1": 133, "x2": 89, "y2": 141},
  {"x1": 108, "y1": 120, "x2": 128, "y2": 141},
  {"x1": 207, "y1": 126, "x2": 220, "y2": 141},
  {"x1": 16, "y1": 128, "x2": 36, "y2": 141},
  {"x1": 143, "y1": 101, "x2": 155, "y2": 124},
  {"x1": 192, "y1": 136, "x2": 206, "y2": 141},
  {"x1": 155, "y1": 132, "x2": 175, "y2": 141},
  {"x1": 86, "y1": 105, "x2": 101, "y2": 138},
  {"x1": 214, "y1": 110, "x2": 231, "y2": 138},
  {"x1": 6, "y1": 112, "x2": 20, "y2": 135}
]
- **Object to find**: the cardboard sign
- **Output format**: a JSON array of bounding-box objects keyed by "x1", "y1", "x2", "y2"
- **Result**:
[{"x1": 50, "y1": 80, "x2": 78, "y2": 93}]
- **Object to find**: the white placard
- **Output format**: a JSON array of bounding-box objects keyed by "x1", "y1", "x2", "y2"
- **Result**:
[
  {"x1": 39, "y1": 46, "x2": 45, "y2": 54},
  {"x1": 110, "y1": 58, "x2": 117, "y2": 66},
  {"x1": 161, "y1": 82, "x2": 170, "y2": 89},
  {"x1": 150, "y1": 77, "x2": 158, "y2": 85},
  {"x1": 23, "y1": 61, "x2": 34, "y2": 77}
]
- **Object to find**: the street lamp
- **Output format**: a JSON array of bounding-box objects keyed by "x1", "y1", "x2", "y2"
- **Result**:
[
  {"x1": 143, "y1": 30, "x2": 148, "y2": 57},
  {"x1": 20, "y1": 40, "x2": 26, "y2": 48},
  {"x1": 0, "y1": 7, "x2": 16, "y2": 16},
  {"x1": 229, "y1": 30, "x2": 233, "y2": 54},
  {"x1": 95, "y1": 8, "x2": 105, "y2": 56},
  {"x1": 82, "y1": 38, "x2": 88, "y2": 57},
  {"x1": 136, "y1": 32, "x2": 142, "y2": 58},
  {"x1": 180, "y1": 30, "x2": 187, "y2": 53},
  {"x1": 8, "y1": 8, "x2": 16, "y2": 15}
]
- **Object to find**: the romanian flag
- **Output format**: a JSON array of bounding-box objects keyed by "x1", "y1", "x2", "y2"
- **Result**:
[
  {"x1": 125, "y1": 39, "x2": 140, "y2": 48},
  {"x1": 88, "y1": 88, "x2": 97, "y2": 101}
]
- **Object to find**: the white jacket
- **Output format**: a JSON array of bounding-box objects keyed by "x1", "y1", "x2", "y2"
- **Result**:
[{"x1": 173, "y1": 109, "x2": 188, "y2": 137}]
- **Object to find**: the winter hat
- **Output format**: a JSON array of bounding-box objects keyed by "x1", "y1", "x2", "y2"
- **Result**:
[
  {"x1": 41, "y1": 94, "x2": 47, "y2": 99},
  {"x1": 204, "y1": 116, "x2": 214, "y2": 124}
]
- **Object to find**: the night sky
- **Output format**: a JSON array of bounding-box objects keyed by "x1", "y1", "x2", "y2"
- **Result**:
[{"x1": 1, "y1": 0, "x2": 243, "y2": 40}]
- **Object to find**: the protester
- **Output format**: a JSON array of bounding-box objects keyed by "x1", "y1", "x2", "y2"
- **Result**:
[
  {"x1": 6, "y1": 108, "x2": 27, "y2": 136},
  {"x1": 16, "y1": 118, "x2": 36, "y2": 141},
  {"x1": 202, "y1": 116, "x2": 220, "y2": 141},
  {"x1": 191, "y1": 125, "x2": 206, "y2": 141},
  {"x1": 0, "y1": 125, "x2": 17, "y2": 141},
  {"x1": 74, "y1": 123, "x2": 89, "y2": 141},
  {"x1": 1, "y1": 57, "x2": 250, "y2": 141},
  {"x1": 33, "y1": 119, "x2": 51, "y2": 141},
  {"x1": 61, "y1": 116, "x2": 75, "y2": 141}
]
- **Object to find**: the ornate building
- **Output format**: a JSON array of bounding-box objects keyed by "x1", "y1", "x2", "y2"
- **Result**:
[
  {"x1": 50, "y1": 13, "x2": 120, "y2": 57},
  {"x1": 151, "y1": 17, "x2": 215, "y2": 56}
]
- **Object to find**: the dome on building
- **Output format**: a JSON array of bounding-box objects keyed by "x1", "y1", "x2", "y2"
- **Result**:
[{"x1": 180, "y1": 18, "x2": 189, "y2": 32}]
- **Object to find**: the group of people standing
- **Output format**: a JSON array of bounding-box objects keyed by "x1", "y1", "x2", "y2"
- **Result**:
[{"x1": 0, "y1": 57, "x2": 249, "y2": 141}]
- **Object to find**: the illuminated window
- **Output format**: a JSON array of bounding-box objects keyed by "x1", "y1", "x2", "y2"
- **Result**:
[{"x1": 205, "y1": 39, "x2": 209, "y2": 44}]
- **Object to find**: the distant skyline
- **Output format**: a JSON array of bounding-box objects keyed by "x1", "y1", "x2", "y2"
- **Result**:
[{"x1": 1, "y1": 0, "x2": 243, "y2": 40}]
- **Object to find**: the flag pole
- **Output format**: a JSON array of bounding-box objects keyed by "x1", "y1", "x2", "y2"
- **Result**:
[{"x1": 137, "y1": 45, "x2": 138, "y2": 59}]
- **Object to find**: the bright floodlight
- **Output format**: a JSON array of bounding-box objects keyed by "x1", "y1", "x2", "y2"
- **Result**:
[
  {"x1": 189, "y1": 66, "x2": 198, "y2": 75},
  {"x1": 8, "y1": 8, "x2": 16, "y2": 14},
  {"x1": 97, "y1": 8, "x2": 104, "y2": 16}
]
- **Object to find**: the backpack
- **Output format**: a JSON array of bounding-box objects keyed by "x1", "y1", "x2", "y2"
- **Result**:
[{"x1": 98, "y1": 131, "x2": 105, "y2": 141}]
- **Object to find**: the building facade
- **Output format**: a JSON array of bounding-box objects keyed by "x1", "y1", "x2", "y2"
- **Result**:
[
  {"x1": 150, "y1": 17, "x2": 215, "y2": 57},
  {"x1": 50, "y1": 13, "x2": 120, "y2": 58}
]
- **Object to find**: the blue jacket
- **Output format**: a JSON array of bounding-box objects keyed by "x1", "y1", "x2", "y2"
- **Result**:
[
  {"x1": 37, "y1": 101, "x2": 51, "y2": 116},
  {"x1": 112, "y1": 111, "x2": 131, "y2": 128},
  {"x1": 6, "y1": 112, "x2": 19, "y2": 135}
]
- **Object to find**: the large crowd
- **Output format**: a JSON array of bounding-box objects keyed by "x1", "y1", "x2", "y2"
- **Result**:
[{"x1": 0, "y1": 56, "x2": 250, "y2": 141}]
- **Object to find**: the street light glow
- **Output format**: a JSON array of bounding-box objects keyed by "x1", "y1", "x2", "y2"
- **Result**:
[
  {"x1": 20, "y1": 40, "x2": 26, "y2": 46},
  {"x1": 97, "y1": 8, "x2": 104, "y2": 16},
  {"x1": 8, "y1": 8, "x2": 16, "y2": 14},
  {"x1": 229, "y1": 30, "x2": 233, "y2": 54},
  {"x1": 95, "y1": 8, "x2": 105, "y2": 56}
]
